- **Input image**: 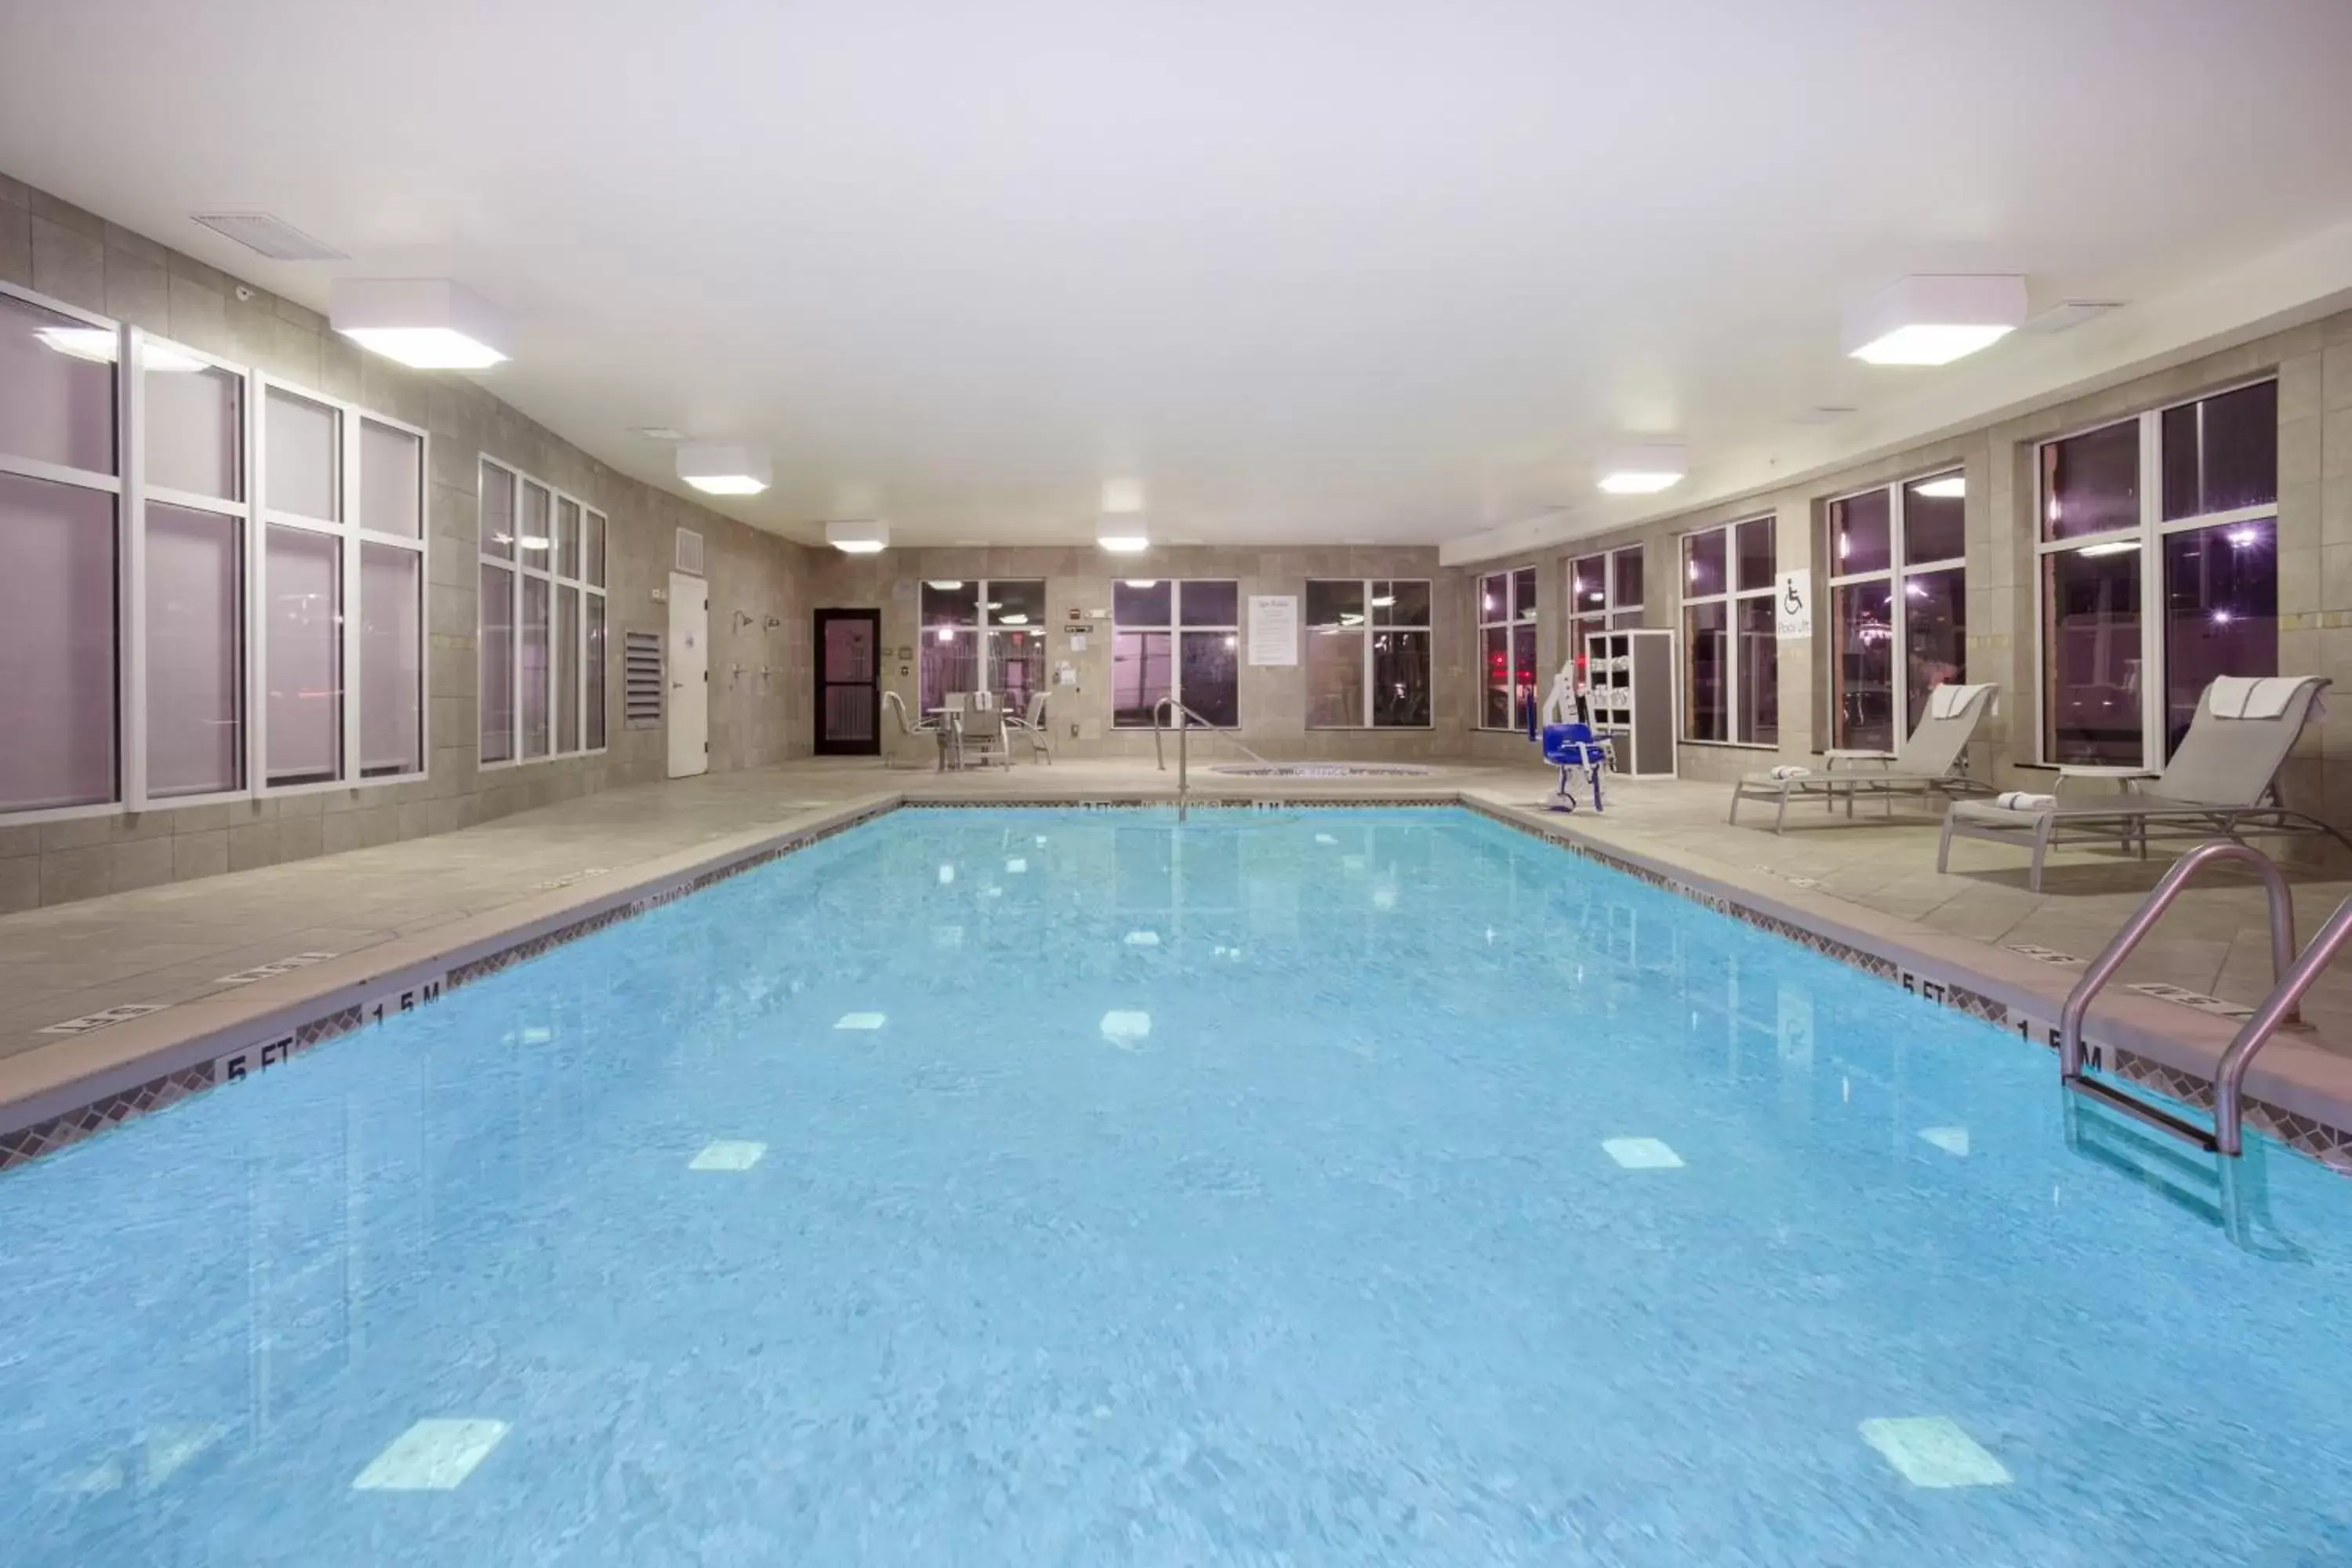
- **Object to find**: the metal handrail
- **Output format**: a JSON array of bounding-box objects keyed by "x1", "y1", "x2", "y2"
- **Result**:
[
  {"x1": 2057, "y1": 840, "x2": 2299, "y2": 1153},
  {"x1": 2215, "y1": 889, "x2": 2352, "y2": 1154},
  {"x1": 1152, "y1": 697, "x2": 1276, "y2": 822}
]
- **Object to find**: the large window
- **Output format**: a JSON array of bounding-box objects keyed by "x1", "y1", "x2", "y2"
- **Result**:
[
  {"x1": 1477, "y1": 565, "x2": 1539, "y2": 730},
  {"x1": 477, "y1": 458, "x2": 608, "y2": 768},
  {"x1": 1682, "y1": 517, "x2": 1777, "y2": 744},
  {"x1": 2038, "y1": 379, "x2": 2278, "y2": 764},
  {"x1": 1825, "y1": 470, "x2": 1967, "y2": 750},
  {"x1": 1567, "y1": 545, "x2": 1646, "y2": 669},
  {"x1": 1112, "y1": 579, "x2": 1239, "y2": 727},
  {"x1": 1306, "y1": 579, "x2": 1432, "y2": 728},
  {"x1": 1, "y1": 279, "x2": 432, "y2": 823},
  {"x1": 919, "y1": 578, "x2": 1046, "y2": 715}
]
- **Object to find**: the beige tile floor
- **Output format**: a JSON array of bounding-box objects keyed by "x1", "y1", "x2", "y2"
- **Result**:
[{"x1": 4, "y1": 750, "x2": 2348, "y2": 1076}]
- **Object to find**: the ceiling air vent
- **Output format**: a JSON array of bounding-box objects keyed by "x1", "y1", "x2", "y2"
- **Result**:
[
  {"x1": 189, "y1": 212, "x2": 347, "y2": 262},
  {"x1": 674, "y1": 528, "x2": 705, "y2": 576}
]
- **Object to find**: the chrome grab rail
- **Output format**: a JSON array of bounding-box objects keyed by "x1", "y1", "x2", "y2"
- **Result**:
[
  {"x1": 2057, "y1": 840, "x2": 2299, "y2": 1154},
  {"x1": 2214, "y1": 890, "x2": 2352, "y2": 1155},
  {"x1": 1152, "y1": 697, "x2": 1274, "y2": 822}
]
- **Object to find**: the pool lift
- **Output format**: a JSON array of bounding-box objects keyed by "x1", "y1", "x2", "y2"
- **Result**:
[{"x1": 1536, "y1": 659, "x2": 1612, "y2": 814}]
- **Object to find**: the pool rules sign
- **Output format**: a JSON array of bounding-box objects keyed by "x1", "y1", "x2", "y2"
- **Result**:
[
  {"x1": 1248, "y1": 595, "x2": 1298, "y2": 666},
  {"x1": 1775, "y1": 568, "x2": 1812, "y2": 640}
]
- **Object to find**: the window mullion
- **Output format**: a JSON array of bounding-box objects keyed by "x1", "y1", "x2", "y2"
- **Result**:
[
  {"x1": 122, "y1": 325, "x2": 148, "y2": 811},
  {"x1": 339, "y1": 401, "x2": 362, "y2": 786},
  {"x1": 2139, "y1": 408, "x2": 2164, "y2": 768}
]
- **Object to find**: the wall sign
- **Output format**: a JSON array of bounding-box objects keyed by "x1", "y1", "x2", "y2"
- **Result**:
[
  {"x1": 1247, "y1": 595, "x2": 1299, "y2": 666},
  {"x1": 1775, "y1": 568, "x2": 1812, "y2": 640}
]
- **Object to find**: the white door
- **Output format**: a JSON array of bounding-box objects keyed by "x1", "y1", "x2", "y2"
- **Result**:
[{"x1": 667, "y1": 571, "x2": 709, "y2": 778}]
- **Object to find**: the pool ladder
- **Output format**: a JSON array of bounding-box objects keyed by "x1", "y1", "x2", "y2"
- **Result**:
[
  {"x1": 1152, "y1": 697, "x2": 1273, "y2": 822},
  {"x1": 2057, "y1": 839, "x2": 2352, "y2": 1156}
]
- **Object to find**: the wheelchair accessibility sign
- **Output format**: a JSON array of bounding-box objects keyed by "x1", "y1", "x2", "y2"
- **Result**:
[{"x1": 1775, "y1": 568, "x2": 1812, "y2": 640}]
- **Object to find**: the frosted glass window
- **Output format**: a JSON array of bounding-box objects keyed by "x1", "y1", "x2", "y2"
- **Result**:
[
  {"x1": 264, "y1": 524, "x2": 341, "y2": 784},
  {"x1": 0, "y1": 292, "x2": 116, "y2": 475},
  {"x1": 146, "y1": 503, "x2": 241, "y2": 797},
  {"x1": 264, "y1": 388, "x2": 339, "y2": 521},
  {"x1": 360, "y1": 420, "x2": 421, "y2": 538},
  {"x1": 556, "y1": 498, "x2": 580, "y2": 579},
  {"x1": 480, "y1": 564, "x2": 515, "y2": 763},
  {"x1": 361, "y1": 543, "x2": 423, "y2": 776},
  {"x1": 520, "y1": 574, "x2": 550, "y2": 757},
  {"x1": 0, "y1": 470, "x2": 116, "y2": 810},
  {"x1": 583, "y1": 510, "x2": 606, "y2": 586},
  {"x1": 144, "y1": 360, "x2": 241, "y2": 500},
  {"x1": 480, "y1": 460, "x2": 515, "y2": 559},
  {"x1": 585, "y1": 596, "x2": 607, "y2": 750},
  {"x1": 519, "y1": 482, "x2": 551, "y2": 561},
  {"x1": 556, "y1": 585, "x2": 580, "y2": 753}
]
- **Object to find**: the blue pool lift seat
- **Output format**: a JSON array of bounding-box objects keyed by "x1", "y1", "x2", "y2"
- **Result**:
[{"x1": 1542, "y1": 722, "x2": 1611, "y2": 813}]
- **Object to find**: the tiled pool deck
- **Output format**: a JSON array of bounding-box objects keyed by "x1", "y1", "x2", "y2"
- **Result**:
[{"x1": 6, "y1": 754, "x2": 2352, "y2": 1173}]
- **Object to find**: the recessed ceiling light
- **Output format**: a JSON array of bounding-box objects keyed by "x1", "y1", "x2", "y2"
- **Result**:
[
  {"x1": 329, "y1": 278, "x2": 510, "y2": 369},
  {"x1": 1845, "y1": 275, "x2": 2027, "y2": 366},
  {"x1": 825, "y1": 518, "x2": 890, "y2": 554},
  {"x1": 1597, "y1": 444, "x2": 1688, "y2": 495},
  {"x1": 1911, "y1": 474, "x2": 1966, "y2": 499},
  {"x1": 677, "y1": 443, "x2": 771, "y2": 495}
]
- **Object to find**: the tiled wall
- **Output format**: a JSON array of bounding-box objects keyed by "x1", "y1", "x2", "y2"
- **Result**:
[
  {"x1": 807, "y1": 545, "x2": 1466, "y2": 758},
  {"x1": 0, "y1": 171, "x2": 818, "y2": 913},
  {"x1": 1449, "y1": 308, "x2": 2352, "y2": 811}
]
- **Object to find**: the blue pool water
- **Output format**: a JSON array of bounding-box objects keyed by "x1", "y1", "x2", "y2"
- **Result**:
[{"x1": 5, "y1": 805, "x2": 2352, "y2": 1566}]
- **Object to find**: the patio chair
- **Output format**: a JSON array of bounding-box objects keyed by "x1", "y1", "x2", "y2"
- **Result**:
[
  {"x1": 1938, "y1": 675, "x2": 2348, "y2": 891},
  {"x1": 881, "y1": 691, "x2": 937, "y2": 770},
  {"x1": 1004, "y1": 691, "x2": 1053, "y2": 764},
  {"x1": 1728, "y1": 682, "x2": 1997, "y2": 833},
  {"x1": 952, "y1": 701, "x2": 1013, "y2": 770}
]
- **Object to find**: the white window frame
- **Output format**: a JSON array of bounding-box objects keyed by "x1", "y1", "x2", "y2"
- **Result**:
[
  {"x1": 1111, "y1": 578, "x2": 1240, "y2": 728},
  {"x1": 2032, "y1": 376, "x2": 2281, "y2": 768},
  {"x1": 1567, "y1": 544, "x2": 1647, "y2": 644},
  {"x1": 918, "y1": 577, "x2": 1045, "y2": 713},
  {"x1": 1475, "y1": 565, "x2": 1540, "y2": 731},
  {"x1": 1824, "y1": 468, "x2": 1967, "y2": 750},
  {"x1": 475, "y1": 455, "x2": 608, "y2": 771},
  {"x1": 1679, "y1": 517, "x2": 1776, "y2": 746},
  {"x1": 253, "y1": 375, "x2": 430, "y2": 795},
  {"x1": 1305, "y1": 578, "x2": 1435, "y2": 729},
  {"x1": 0, "y1": 280, "x2": 431, "y2": 826},
  {"x1": 0, "y1": 281, "x2": 128, "y2": 823}
]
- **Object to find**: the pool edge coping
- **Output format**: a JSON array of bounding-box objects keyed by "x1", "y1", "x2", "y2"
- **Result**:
[{"x1": 5, "y1": 787, "x2": 2349, "y2": 1178}]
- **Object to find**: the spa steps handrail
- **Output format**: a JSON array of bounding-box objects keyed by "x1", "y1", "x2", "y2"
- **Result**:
[{"x1": 1151, "y1": 698, "x2": 1273, "y2": 821}]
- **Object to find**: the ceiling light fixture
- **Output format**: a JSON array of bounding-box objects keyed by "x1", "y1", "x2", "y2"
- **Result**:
[
  {"x1": 1596, "y1": 444, "x2": 1689, "y2": 495},
  {"x1": 824, "y1": 518, "x2": 889, "y2": 554},
  {"x1": 1911, "y1": 475, "x2": 1966, "y2": 499},
  {"x1": 677, "y1": 444, "x2": 772, "y2": 496},
  {"x1": 1123, "y1": 579, "x2": 1159, "y2": 590},
  {"x1": 1844, "y1": 275, "x2": 2027, "y2": 366},
  {"x1": 1098, "y1": 518, "x2": 1151, "y2": 554},
  {"x1": 329, "y1": 278, "x2": 511, "y2": 369}
]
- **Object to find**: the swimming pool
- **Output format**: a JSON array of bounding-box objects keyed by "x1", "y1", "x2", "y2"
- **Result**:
[{"x1": 4, "y1": 805, "x2": 2350, "y2": 1565}]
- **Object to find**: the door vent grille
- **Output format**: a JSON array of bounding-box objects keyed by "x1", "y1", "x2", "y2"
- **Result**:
[
  {"x1": 624, "y1": 631, "x2": 665, "y2": 728},
  {"x1": 673, "y1": 528, "x2": 704, "y2": 575}
]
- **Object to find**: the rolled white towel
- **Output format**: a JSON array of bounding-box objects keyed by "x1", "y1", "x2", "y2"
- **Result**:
[
  {"x1": 1769, "y1": 764, "x2": 1812, "y2": 781},
  {"x1": 1994, "y1": 790, "x2": 2057, "y2": 811}
]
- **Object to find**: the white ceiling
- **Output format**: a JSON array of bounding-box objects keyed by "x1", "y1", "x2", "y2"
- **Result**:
[{"x1": 5, "y1": 0, "x2": 2352, "y2": 551}]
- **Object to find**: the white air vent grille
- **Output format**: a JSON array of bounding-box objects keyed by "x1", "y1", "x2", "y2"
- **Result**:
[
  {"x1": 624, "y1": 632, "x2": 665, "y2": 728},
  {"x1": 188, "y1": 212, "x2": 347, "y2": 262},
  {"x1": 674, "y1": 528, "x2": 705, "y2": 576}
]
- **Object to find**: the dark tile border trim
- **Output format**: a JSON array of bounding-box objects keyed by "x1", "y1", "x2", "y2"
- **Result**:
[
  {"x1": 8, "y1": 790, "x2": 2348, "y2": 1180},
  {"x1": 1460, "y1": 795, "x2": 2352, "y2": 1174}
]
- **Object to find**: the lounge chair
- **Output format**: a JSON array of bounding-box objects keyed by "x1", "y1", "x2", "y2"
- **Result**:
[
  {"x1": 1728, "y1": 683, "x2": 1997, "y2": 833},
  {"x1": 881, "y1": 691, "x2": 937, "y2": 770},
  {"x1": 1938, "y1": 675, "x2": 2347, "y2": 891},
  {"x1": 1004, "y1": 691, "x2": 1052, "y2": 764}
]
